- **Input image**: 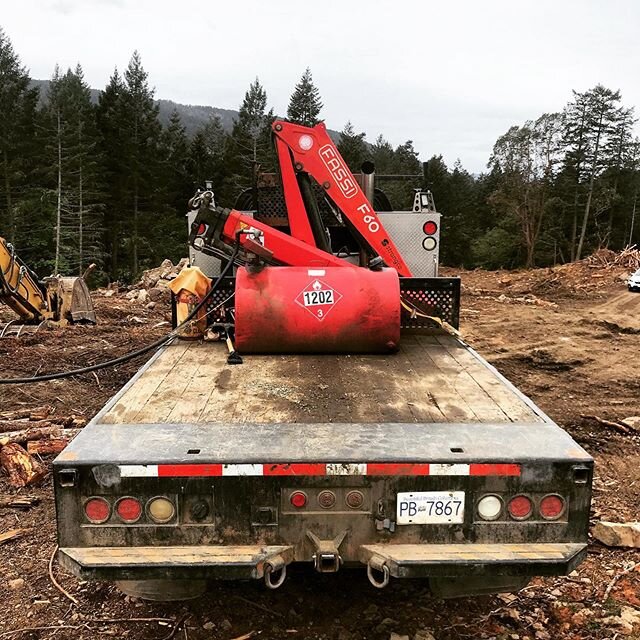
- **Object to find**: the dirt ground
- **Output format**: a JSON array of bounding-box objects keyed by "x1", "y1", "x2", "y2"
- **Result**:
[{"x1": 0, "y1": 260, "x2": 639, "y2": 640}]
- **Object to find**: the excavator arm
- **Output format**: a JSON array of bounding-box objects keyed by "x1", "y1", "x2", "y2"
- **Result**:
[
  {"x1": 0, "y1": 237, "x2": 48, "y2": 322},
  {"x1": 0, "y1": 236, "x2": 96, "y2": 328}
]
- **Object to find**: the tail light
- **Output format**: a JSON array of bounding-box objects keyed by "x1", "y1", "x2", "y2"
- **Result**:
[
  {"x1": 477, "y1": 495, "x2": 503, "y2": 520},
  {"x1": 540, "y1": 494, "x2": 565, "y2": 520},
  {"x1": 84, "y1": 497, "x2": 110, "y2": 523},
  {"x1": 116, "y1": 497, "x2": 142, "y2": 523},
  {"x1": 508, "y1": 495, "x2": 533, "y2": 520},
  {"x1": 423, "y1": 221, "x2": 438, "y2": 235},
  {"x1": 290, "y1": 491, "x2": 307, "y2": 508},
  {"x1": 147, "y1": 497, "x2": 176, "y2": 523}
]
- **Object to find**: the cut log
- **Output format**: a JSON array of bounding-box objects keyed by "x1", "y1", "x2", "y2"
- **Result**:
[
  {"x1": 27, "y1": 438, "x2": 69, "y2": 455},
  {"x1": 0, "y1": 426, "x2": 63, "y2": 446},
  {"x1": 0, "y1": 443, "x2": 46, "y2": 487},
  {"x1": 0, "y1": 405, "x2": 54, "y2": 421},
  {"x1": 47, "y1": 415, "x2": 86, "y2": 428},
  {"x1": 0, "y1": 528, "x2": 27, "y2": 545},
  {"x1": 0, "y1": 416, "x2": 85, "y2": 433},
  {"x1": 0, "y1": 495, "x2": 39, "y2": 509},
  {"x1": 0, "y1": 419, "x2": 57, "y2": 433}
]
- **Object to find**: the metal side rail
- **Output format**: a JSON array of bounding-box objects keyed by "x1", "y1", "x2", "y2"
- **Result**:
[
  {"x1": 59, "y1": 545, "x2": 295, "y2": 586},
  {"x1": 359, "y1": 542, "x2": 587, "y2": 583}
]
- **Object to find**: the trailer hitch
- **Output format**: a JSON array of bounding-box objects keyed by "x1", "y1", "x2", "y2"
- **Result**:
[{"x1": 306, "y1": 530, "x2": 348, "y2": 573}]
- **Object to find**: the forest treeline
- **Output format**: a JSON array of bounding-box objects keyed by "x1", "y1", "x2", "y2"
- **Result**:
[{"x1": 0, "y1": 28, "x2": 637, "y2": 282}]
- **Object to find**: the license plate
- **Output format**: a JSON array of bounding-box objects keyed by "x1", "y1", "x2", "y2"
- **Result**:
[{"x1": 397, "y1": 491, "x2": 465, "y2": 524}]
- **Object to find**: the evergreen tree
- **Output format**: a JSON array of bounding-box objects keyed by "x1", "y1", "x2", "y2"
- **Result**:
[
  {"x1": 225, "y1": 78, "x2": 274, "y2": 201},
  {"x1": 337, "y1": 121, "x2": 367, "y2": 170},
  {"x1": 188, "y1": 114, "x2": 227, "y2": 198},
  {"x1": 161, "y1": 109, "x2": 190, "y2": 214},
  {"x1": 121, "y1": 51, "x2": 162, "y2": 277},
  {"x1": 370, "y1": 135, "x2": 395, "y2": 173},
  {"x1": 286, "y1": 68, "x2": 323, "y2": 127},
  {"x1": 568, "y1": 86, "x2": 624, "y2": 259},
  {"x1": 43, "y1": 65, "x2": 103, "y2": 274},
  {"x1": 0, "y1": 28, "x2": 38, "y2": 247},
  {"x1": 96, "y1": 68, "x2": 127, "y2": 279}
]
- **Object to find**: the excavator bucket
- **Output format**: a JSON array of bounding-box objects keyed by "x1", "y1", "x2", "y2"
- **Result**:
[{"x1": 56, "y1": 277, "x2": 97, "y2": 324}]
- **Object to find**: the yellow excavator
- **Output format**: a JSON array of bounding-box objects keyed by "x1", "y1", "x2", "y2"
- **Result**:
[{"x1": 0, "y1": 236, "x2": 96, "y2": 336}]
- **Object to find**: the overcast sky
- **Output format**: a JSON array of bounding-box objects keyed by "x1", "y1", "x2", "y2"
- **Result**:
[{"x1": 2, "y1": 0, "x2": 639, "y2": 172}]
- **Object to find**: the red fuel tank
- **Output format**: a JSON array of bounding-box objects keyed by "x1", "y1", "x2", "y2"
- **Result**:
[{"x1": 234, "y1": 266, "x2": 400, "y2": 354}]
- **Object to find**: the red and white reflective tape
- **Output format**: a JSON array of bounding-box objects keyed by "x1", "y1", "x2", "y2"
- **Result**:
[{"x1": 118, "y1": 462, "x2": 520, "y2": 478}]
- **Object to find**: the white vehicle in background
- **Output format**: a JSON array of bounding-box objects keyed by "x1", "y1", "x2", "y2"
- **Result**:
[{"x1": 628, "y1": 268, "x2": 640, "y2": 292}]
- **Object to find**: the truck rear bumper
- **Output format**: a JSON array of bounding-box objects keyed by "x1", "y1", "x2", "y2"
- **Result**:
[
  {"x1": 359, "y1": 542, "x2": 587, "y2": 578},
  {"x1": 58, "y1": 545, "x2": 295, "y2": 581},
  {"x1": 59, "y1": 542, "x2": 586, "y2": 582}
]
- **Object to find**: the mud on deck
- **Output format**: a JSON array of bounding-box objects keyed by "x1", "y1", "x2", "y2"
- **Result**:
[{"x1": 100, "y1": 334, "x2": 544, "y2": 426}]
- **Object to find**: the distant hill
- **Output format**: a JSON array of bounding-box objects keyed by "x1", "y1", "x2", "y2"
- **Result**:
[
  {"x1": 29, "y1": 79, "x2": 338, "y2": 140},
  {"x1": 31, "y1": 79, "x2": 240, "y2": 135}
]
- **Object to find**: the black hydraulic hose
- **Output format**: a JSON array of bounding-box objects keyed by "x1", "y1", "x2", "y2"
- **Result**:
[{"x1": 0, "y1": 236, "x2": 241, "y2": 385}]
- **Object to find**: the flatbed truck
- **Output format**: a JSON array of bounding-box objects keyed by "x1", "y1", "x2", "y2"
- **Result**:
[
  {"x1": 53, "y1": 118, "x2": 592, "y2": 600},
  {"x1": 54, "y1": 326, "x2": 592, "y2": 599}
]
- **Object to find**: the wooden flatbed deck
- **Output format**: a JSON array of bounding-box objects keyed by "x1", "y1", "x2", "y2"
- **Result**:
[{"x1": 100, "y1": 334, "x2": 544, "y2": 426}]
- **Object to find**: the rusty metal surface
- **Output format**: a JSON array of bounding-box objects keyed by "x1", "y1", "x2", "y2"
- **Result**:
[
  {"x1": 57, "y1": 421, "x2": 591, "y2": 466},
  {"x1": 59, "y1": 544, "x2": 295, "y2": 581},
  {"x1": 358, "y1": 542, "x2": 587, "y2": 577}
]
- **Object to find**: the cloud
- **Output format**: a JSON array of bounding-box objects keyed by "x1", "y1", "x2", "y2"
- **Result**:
[{"x1": 49, "y1": 0, "x2": 124, "y2": 15}]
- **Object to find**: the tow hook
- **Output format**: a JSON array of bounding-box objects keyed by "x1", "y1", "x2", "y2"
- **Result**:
[
  {"x1": 306, "y1": 530, "x2": 348, "y2": 573},
  {"x1": 366, "y1": 554, "x2": 390, "y2": 589},
  {"x1": 264, "y1": 554, "x2": 287, "y2": 590}
]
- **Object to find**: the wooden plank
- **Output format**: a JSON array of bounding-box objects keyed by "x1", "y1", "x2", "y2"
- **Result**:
[
  {"x1": 434, "y1": 335, "x2": 541, "y2": 423},
  {"x1": 400, "y1": 343, "x2": 479, "y2": 423},
  {"x1": 416, "y1": 337, "x2": 509, "y2": 422},
  {"x1": 166, "y1": 348, "x2": 224, "y2": 423},
  {"x1": 134, "y1": 342, "x2": 209, "y2": 423},
  {"x1": 326, "y1": 356, "x2": 354, "y2": 423},
  {"x1": 199, "y1": 354, "x2": 306, "y2": 423},
  {"x1": 103, "y1": 336, "x2": 540, "y2": 428},
  {"x1": 101, "y1": 342, "x2": 189, "y2": 424}
]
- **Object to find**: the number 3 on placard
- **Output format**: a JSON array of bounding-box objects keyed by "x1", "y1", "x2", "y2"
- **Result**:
[{"x1": 317, "y1": 309, "x2": 324, "y2": 318}]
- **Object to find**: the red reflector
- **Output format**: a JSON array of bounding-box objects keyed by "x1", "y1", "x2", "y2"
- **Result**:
[
  {"x1": 423, "y1": 220, "x2": 438, "y2": 235},
  {"x1": 290, "y1": 491, "x2": 307, "y2": 508},
  {"x1": 197, "y1": 223, "x2": 206, "y2": 235},
  {"x1": 116, "y1": 497, "x2": 142, "y2": 523},
  {"x1": 540, "y1": 494, "x2": 565, "y2": 519},
  {"x1": 84, "y1": 497, "x2": 110, "y2": 523},
  {"x1": 508, "y1": 495, "x2": 532, "y2": 519}
]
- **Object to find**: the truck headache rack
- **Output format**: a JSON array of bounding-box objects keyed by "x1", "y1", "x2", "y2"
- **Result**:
[{"x1": 187, "y1": 276, "x2": 461, "y2": 331}]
